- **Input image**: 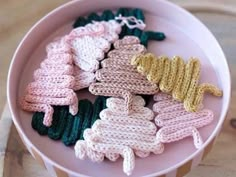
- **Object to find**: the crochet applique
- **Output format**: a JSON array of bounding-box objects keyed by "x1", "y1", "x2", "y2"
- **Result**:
[
  {"x1": 31, "y1": 96, "x2": 107, "y2": 146},
  {"x1": 22, "y1": 33, "x2": 99, "y2": 127},
  {"x1": 62, "y1": 99, "x2": 93, "y2": 145},
  {"x1": 89, "y1": 36, "x2": 159, "y2": 113},
  {"x1": 73, "y1": 66, "x2": 96, "y2": 91},
  {"x1": 75, "y1": 96, "x2": 164, "y2": 176},
  {"x1": 131, "y1": 53, "x2": 223, "y2": 112},
  {"x1": 73, "y1": 8, "x2": 166, "y2": 47},
  {"x1": 153, "y1": 93, "x2": 214, "y2": 149},
  {"x1": 67, "y1": 13, "x2": 149, "y2": 72},
  {"x1": 21, "y1": 38, "x2": 78, "y2": 126},
  {"x1": 67, "y1": 21, "x2": 122, "y2": 72},
  {"x1": 46, "y1": 38, "x2": 96, "y2": 91}
]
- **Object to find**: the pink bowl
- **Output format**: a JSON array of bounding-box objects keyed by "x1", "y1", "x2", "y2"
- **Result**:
[{"x1": 7, "y1": 0, "x2": 231, "y2": 177}]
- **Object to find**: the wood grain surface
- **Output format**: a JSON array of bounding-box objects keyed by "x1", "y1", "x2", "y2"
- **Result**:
[{"x1": 0, "y1": 0, "x2": 236, "y2": 177}]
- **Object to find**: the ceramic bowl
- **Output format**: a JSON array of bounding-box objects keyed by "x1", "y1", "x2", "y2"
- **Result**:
[{"x1": 7, "y1": 0, "x2": 231, "y2": 176}]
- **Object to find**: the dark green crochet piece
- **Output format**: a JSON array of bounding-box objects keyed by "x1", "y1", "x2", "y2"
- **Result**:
[
  {"x1": 62, "y1": 96, "x2": 107, "y2": 145},
  {"x1": 62, "y1": 99, "x2": 93, "y2": 146},
  {"x1": 79, "y1": 100, "x2": 94, "y2": 140},
  {"x1": 90, "y1": 96, "x2": 107, "y2": 126},
  {"x1": 31, "y1": 96, "x2": 108, "y2": 146},
  {"x1": 31, "y1": 112, "x2": 48, "y2": 135},
  {"x1": 73, "y1": 8, "x2": 166, "y2": 47},
  {"x1": 48, "y1": 106, "x2": 68, "y2": 140}
]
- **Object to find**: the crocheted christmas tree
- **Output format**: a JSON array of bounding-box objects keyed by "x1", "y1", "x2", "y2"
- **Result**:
[
  {"x1": 75, "y1": 96, "x2": 164, "y2": 176},
  {"x1": 68, "y1": 20, "x2": 122, "y2": 72},
  {"x1": 153, "y1": 93, "x2": 214, "y2": 149},
  {"x1": 21, "y1": 38, "x2": 78, "y2": 126},
  {"x1": 89, "y1": 36, "x2": 159, "y2": 113}
]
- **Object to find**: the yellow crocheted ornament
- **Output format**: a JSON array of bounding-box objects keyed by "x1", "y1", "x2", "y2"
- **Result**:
[{"x1": 131, "y1": 53, "x2": 223, "y2": 112}]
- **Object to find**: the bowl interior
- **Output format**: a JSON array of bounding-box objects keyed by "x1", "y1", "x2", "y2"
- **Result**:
[{"x1": 8, "y1": 0, "x2": 230, "y2": 177}]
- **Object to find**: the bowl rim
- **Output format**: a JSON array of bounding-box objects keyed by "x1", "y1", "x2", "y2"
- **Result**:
[{"x1": 7, "y1": 0, "x2": 231, "y2": 176}]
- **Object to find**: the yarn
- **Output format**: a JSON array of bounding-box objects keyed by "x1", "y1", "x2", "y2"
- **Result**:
[
  {"x1": 62, "y1": 99, "x2": 93, "y2": 145},
  {"x1": 31, "y1": 96, "x2": 107, "y2": 146},
  {"x1": 131, "y1": 53, "x2": 223, "y2": 112},
  {"x1": 75, "y1": 96, "x2": 164, "y2": 176},
  {"x1": 67, "y1": 20, "x2": 121, "y2": 72},
  {"x1": 62, "y1": 97, "x2": 107, "y2": 145},
  {"x1": 90, "y1": 95, "x2": 107, "y2": 126},
  {"x1": 21, "y1": 37, "x2": 78, "y2": 127},
  {"x1": 73, "y1": 8, "x2": 166, "y2": 46},
  {"x1": 68, "y1": 13, "x2": 153, "y2": 72},
  {"x1": 24, "y1": 8, "x2": 166, "y2": 127},
  {"x1": 31, "y1": 112, "x2": 48, "y2": 135},
  {"x1": 48, "y1": 106, "x2": 68, "y2": 140},
  {"x1": 89, "y1": 36, "x2": 159, "y2": 113},
  {"x1": 153, "y1": 93, "x2": 214, "y2": 149},
  {"x1": 115, "y1": 14, "x2": 146, "y2": 30},
  {"x1": 73, "y1": 66, "x2": 96, "y2": 91}
]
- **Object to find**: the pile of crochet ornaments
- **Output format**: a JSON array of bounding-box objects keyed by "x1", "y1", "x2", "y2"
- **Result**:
[{"x1": 21, "y1": 8, "x2": 223, "y2": 176}]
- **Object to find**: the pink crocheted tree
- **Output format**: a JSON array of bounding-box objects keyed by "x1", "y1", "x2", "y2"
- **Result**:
[
  {"x1": 153, "y1": 93, "x2": 214, "y2": 149},
  {"x1": 75, "y1": 96, "x2": 164, "y2": 176},
  {"x1": 67, "y1": 20, "x2": 121, "y2": 72},
  {"x1": 21, "y1": 38, "x2": 78, "y2": 126}
]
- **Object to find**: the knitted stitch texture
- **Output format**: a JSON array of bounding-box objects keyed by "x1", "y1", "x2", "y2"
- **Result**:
[
  {"x1": 131, "y1": 53, "x2": 223, "y2": 112},
  {"x1": 27, "y1": 16, "x2": 146, "y2": 126},
  {"x1": 46, "y1": 36, "x2": 96, "y2": 91},
  {"x1": 75, "y1": 96, "x2": 164, "y2": 176},
  {"x1": 21, "y1": 38, "x2": 78, "y2": 126},
  {"x1": 73, "y1": 8, "x2": 166, "y2": 46},
  {"x1": 73, "y1": 66, "x2": 96, "y2": 91},
  {"x1": 31, "y1": 112, "x2": 49, "y2": 135},
  {"x1": 25, "y1": 8, "x2": 166, "y2": 126},
  {"x1": 48, "y1": 105, "x2": 68, "y2": 140},
  {"x1": 89, "y1": 36, "x2": 159, "y2": 113},
  {"x1": 31, "y1": 97, "x2": 107, "y2": 146},
  {"x1": 67, "y1": 20, "x2": 122, "y2": 72},
  {"x1": 62, "y1": 99, "x2": 93, "y2": 145},
  {"x1": 153, "y1": 93, "x2": 214, "y2": 149},
  {"x1": 26, "y1": 15, "x2": 145, "y2": 127},
  {"x1": 28, "y1": 39, "x2": 96, "y2": 127}
]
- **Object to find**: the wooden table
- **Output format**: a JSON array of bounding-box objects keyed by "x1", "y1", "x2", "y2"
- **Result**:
[{"x1": 1, "y1": 0, "x2": 236, "y2": 177}]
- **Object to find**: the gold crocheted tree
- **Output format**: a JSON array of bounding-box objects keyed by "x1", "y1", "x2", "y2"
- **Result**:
[{"x1": 131, "y1": 53, "x2": 223, "y2": 112}]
